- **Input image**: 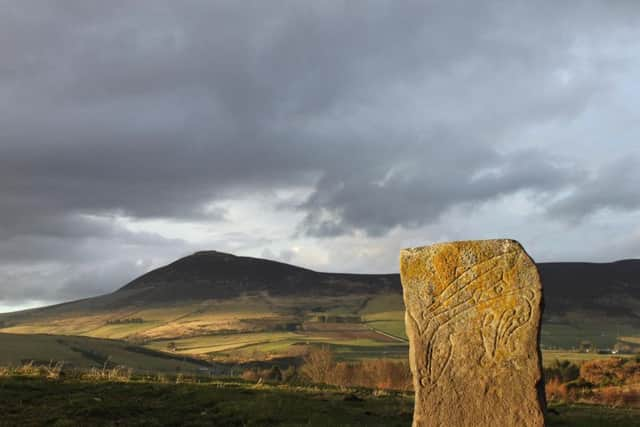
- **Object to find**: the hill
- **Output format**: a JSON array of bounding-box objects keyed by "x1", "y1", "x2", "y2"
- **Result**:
[
  {"x1": 0, "y1": 251, "x2": 399, "y2": 320},
  {"x1": 119, "y1": 250, "x2": 400, "y2": 301},
  {"x1": 0, "y1": 251, "x2": 639, "y2": 361},
  {"x1": 539, "y1": 259, "x2": 640, "y2": 316}
]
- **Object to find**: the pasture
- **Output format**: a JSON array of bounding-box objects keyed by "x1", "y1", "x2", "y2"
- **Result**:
[
  {"x1": 2, "y1": 293, "x2": 639, "y2": 365},
  {"x1": 0, "y1": 333, "x2": 209, "y2": 374}
]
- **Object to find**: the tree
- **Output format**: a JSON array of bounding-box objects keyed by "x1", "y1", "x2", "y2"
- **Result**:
[{"x1": 301, "y1": 346, "x2": 335, "y2": 384}]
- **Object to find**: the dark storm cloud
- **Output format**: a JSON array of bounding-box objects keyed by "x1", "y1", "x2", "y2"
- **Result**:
[
  {"x1": 549, "y1": 155, "x2": 640, "y2": 220},
  {"x1": 299, "y1": 143, "x2": 584, "y2": 237},
  {"x1": 0, "y1": 1, "x2": 633, "y2": 230},
  {"x1": 1, "y1": 1, "x2": 640, "y2": 307}
]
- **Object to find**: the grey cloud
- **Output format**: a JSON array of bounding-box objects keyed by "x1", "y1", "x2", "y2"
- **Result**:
[
  {"x1": 0, "y1": 259, "x2": 148, "y2": 304},
  {"x1": 0, "y1": 224, "x2": 187, "y2": 266},
  {"x1": 300, "y1": 146, "x2": 582, "y2": 237},
  {"x1": 1, "y1": 1, "x2": 635, "y2": 233},
  {"x1": 549, "y1": 155, "x2": 640, "y2": 220},
  {"x1": 1, "y1": 1, "x2": 640, "y2": 307}
]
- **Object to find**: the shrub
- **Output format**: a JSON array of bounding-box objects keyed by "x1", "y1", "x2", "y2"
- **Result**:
[
  {"x1": 266, "y1": 366, "x2": 283, "y2": 382},
  {"x1": 300, "y1": 347, "x2": 413, "y2": 391},
  {"x1": 241, "y1": 369, "x2": 260, "y2": 382},
  {"x1": 545, "y1": 378, "x2": 568, "y2": 402},
  {"x1": 580, "y1": 358, "x2": 626, "y2": 386},
  {"x1": 544, "y1": 359, "x2": 579, "y2": 383},
  {"x1": 282, "y1": 366, "x2": 298, "y2": 383},
  {"x1": 598, "y1": 386, "x2": 626, "y2": 407},
  {"x1": 622, "y1": 360, "x2": 640, "y2": 385},
  {"x1": 301, "y1": 346, "x2": 335, "y2": 384}
]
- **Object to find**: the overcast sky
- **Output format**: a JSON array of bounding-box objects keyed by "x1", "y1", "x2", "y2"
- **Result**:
[{"x1": 2, "y1": 1, "x2": 640, "y2": 312}]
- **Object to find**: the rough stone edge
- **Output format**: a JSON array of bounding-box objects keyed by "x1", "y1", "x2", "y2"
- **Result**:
[{"x1": 399, "y1": 238, "x2": 547, "y2": 419}]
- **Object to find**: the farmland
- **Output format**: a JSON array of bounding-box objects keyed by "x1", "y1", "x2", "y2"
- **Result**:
[
  {"x1": 2, "y1": 253, "x2": 640, "y2": 367},
  {"x1": 0, "y1": 333, "x2": 210, "y2": 374},
  {"x1": 2, "y1": 291, "x2": 639, "y2": 365}
]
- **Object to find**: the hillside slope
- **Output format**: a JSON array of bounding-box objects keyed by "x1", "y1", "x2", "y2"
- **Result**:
[
  {"x1": 3, "y1": 251, "x2": 638, "y2": 319},
  {"x1": 119, "y1": 250, "x2": 400, "y2": 301},
  {"x1": 0, "y1": 252, "x2": 639, "y2": 356},
  {"x1": 539, "y1": 260, "x2": 640, "y2": 317}
]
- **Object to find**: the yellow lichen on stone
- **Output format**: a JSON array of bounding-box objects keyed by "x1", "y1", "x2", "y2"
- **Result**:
[{"x1": 400, "y1": 239, "x2": 545, "y2": 427}]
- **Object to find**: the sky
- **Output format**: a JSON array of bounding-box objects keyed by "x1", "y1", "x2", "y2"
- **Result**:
[{"x1": 2, "y1": 1, "x2": 640, "y2": 312}]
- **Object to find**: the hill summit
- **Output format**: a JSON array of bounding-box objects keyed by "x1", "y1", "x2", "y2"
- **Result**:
[
  {"x1": 1, "y1": 251, "x2": 639, "y2": 355},
  {"x1": 116, "y1": 250, "x2": 400, "y2": 303},
  {"x1": 2, "y1": 251, "x2": 640, "y2": 322}
]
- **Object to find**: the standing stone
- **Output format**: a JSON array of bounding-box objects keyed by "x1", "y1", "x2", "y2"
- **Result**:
[{"x1": 400, "y1": 239, "x2": 545, "y2": 427}]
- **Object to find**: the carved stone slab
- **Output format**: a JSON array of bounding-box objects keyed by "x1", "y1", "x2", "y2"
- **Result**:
[{"x1": 400, "y1": 239, "x2": 545, "y2": 427}]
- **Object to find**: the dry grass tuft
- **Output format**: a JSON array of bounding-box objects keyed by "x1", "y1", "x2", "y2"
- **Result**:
[{"x1": 85, "y1": 360, "x2": 133, "y2": 382}]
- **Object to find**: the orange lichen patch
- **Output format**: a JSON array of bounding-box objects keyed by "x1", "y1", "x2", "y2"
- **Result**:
[
  {"x1": 432, "y1": 245, "x2": 460, "y2": 289},
  {"x1": 400, "y1": 239, "x2": 544, "y2": 427}
]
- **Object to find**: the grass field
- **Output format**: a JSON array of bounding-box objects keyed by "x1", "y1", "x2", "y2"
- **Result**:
[
  {"x1": 0, "y1": 377, "x2": 414, "y2": 427},
  {"x1": 2, "y1": 293, "x2": 639, "y2": 366},
  {"x1": 0, "y1": 333, "x2": 209, "y2": 374},
  {"x1": 4, "y1": 330, "x2": 636, "y2": 380},
  {"x1": 1, "y1": 376, "x2": 639, "y2": 427},
  {"x1": 542, "y1": 350, "x2": 636, "y2": 365},
  {"x1": 620, "y1": 336, "x2": 640, "y2": 345},
  {"x1": 146, "y1": 330, "x2": 408, "y2": 362},
  {"x1": 541, "y1": 318, "x2": 640, "y2": 349}
]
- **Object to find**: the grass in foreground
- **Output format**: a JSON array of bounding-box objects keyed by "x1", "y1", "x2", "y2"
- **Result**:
[
  {"x1": 1, "y1": 376, "x2": 640, "y2": 427},
  {"x1": 0, "y1": 377, "x2": 412, "y2": 427}
]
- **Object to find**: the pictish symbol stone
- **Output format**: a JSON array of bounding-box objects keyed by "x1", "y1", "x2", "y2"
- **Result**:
[{"x1": 400, "y1": 239, "x2": 545, "y2": 427}]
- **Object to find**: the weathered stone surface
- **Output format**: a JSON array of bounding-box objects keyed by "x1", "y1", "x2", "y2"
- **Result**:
[{"x1": 400, "y1": 239, "x2": 545, "y2": 427}]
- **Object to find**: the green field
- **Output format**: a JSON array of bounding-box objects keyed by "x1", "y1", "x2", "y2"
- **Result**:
[
  {"x1": 0, "y1": 333, "x2": 208, "y2": 374},
  {"x1": 146, "y1": 330, "x2": 407, "y2": 362},
  {"x1": 541, "y1": 318, "x2": 640, "y2": 349},
  {"x1": 542, "y1": 350, "x2": 636, "y2": 366},
  {"x1": 4, "y1": 331, "x2": 637, "y2": 382},
  {"x1": 0, "y1": 376, "x2": 638, "y2": 427},
  {"x1": 2, "y1": 293, "x2": 639, "y2": 366}
]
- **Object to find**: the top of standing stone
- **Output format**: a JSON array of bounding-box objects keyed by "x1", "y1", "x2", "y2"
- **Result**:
[
  {"x1": 401, "y1": 238, "x2": 522, "y2": 256},
  {"x1": 400, "y1": 238, "x2": 545, "y2": 427}
]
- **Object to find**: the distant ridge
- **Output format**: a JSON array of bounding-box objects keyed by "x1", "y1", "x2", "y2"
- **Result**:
[
  {"x1": 538, "y1": 259, "x2": 640, "y2": 317},
  {"x1": 110, "y1": 253, "x2": 640, "y2": 318},
  {"x1": 116, "y1": 250, "x2": 400, "y2": 303},
  {"x1": 2, "y1": 251, "x2": 639, "y2": 320}
]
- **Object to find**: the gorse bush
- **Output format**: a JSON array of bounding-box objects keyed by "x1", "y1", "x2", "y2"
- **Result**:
[
  {"x1": 544, "y1": 358, "x2": 640, "y2": 407},
  {"x1": 579, "y1": 358, "x2": 640, "y2": 386},
  {"x1": 545, "y1": 378, "x2": 568, "y2": 402},
  {"x1": 595, "y1": 386, "x2": 640, "y2": 407}
]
